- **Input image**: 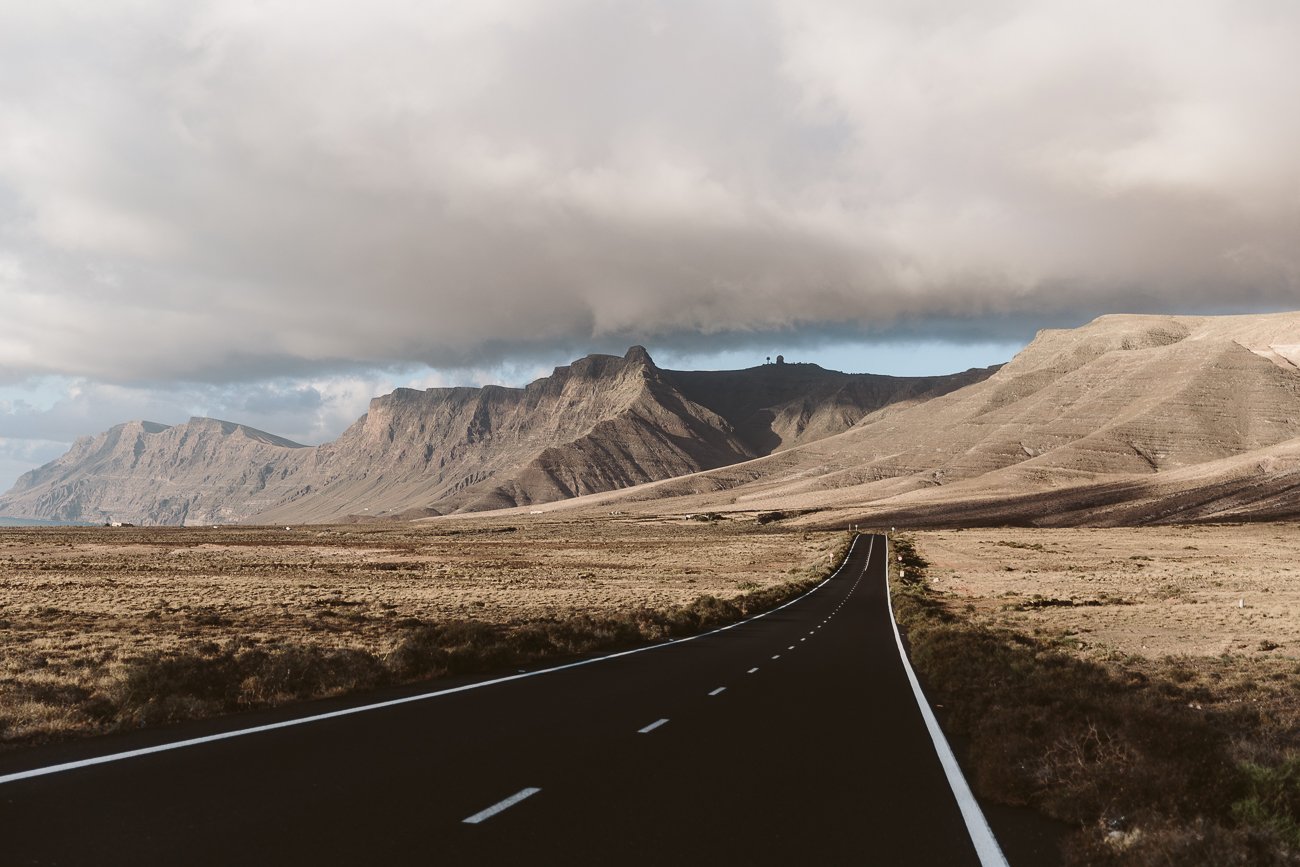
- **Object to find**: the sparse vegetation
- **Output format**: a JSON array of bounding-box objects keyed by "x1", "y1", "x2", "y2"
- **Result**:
[
  {"x1": 0, "y1": 521, "x2": 850, "y2": 746},
  {"x1": 98, "y1": 560, "x2": 852, "y2": 731},
  {"x1": 893, "y1": 533, "x2": 1300, "y2": 865},
  {"x1": 919, "y1": 525, "x2": 1300, "y2": 657},
  {"x1": 995, "y1": 540, "x2": 1047, "y2": 551}
]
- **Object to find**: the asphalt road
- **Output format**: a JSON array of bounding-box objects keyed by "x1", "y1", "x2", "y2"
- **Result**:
[{"x1": 0, "y1": 534, "x2": 1009, "y2": 865}]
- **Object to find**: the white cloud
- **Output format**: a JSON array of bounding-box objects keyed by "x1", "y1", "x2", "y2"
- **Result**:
[{"x1": 0, "y1": 0, "x2": 1298, "y2": 474}]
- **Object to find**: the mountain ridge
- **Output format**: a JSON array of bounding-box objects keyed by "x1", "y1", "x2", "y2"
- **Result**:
[
  {"x1": 553, "y1": 312, "x2": 1300, "y2": 527},
  {"x1": 0, "y1": 346, "x2": 993, "y2": 524}
]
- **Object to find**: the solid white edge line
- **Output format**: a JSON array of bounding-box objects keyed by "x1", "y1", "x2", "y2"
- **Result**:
[
  {"x1": 462, "y1": 787, "x2": 541, "y2": 824},
  {"x1": 638, "y1": 718, "x2": 669, "y2": 734},
  {"x1": 0, "y1": 535, "x2": 866, "y2": 787},
  {"x1": 883, "y1": 536, "x2": 1009, "y2": 867}
]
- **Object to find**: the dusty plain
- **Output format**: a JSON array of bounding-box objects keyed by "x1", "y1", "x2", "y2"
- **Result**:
[
  {"x1": 4, "y1": 518, "x2": 1296, "y2": 758},
  {"x1": 0, "y1": 517, "x2": 839, "y2": 746},
  {"x1": 916, "y1": 524, "x2": 1300, "y2": 658},
  {"x1": 906, "y1": 524, "x2": 1300, "y2": 863}
]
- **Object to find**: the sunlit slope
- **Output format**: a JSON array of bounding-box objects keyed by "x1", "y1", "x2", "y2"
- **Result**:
[
  {"x1": 1, "y1": 347, "x2": 991, "y2": 524},
  {"x1": 0, "y1": 419, "x2": 311, "y2": 525},
  {"x1": 580, "y1": 312, "x2": 1300, "y2": 525}
]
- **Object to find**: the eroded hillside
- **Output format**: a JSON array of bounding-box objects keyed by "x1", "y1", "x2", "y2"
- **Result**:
[
  {"x1": 577, "y1": 312, "x2": 1300, "y2": 527},
  {"x1": 0, "y1": 348, "x2": 991, "y2": 524}
]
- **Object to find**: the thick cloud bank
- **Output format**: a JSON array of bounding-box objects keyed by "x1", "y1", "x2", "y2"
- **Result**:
[{"x1": 1, "y1": 0, "x2": 1297, "y2": 387}]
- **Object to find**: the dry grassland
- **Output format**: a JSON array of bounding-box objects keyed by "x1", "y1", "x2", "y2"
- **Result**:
[
  {"x1": 917, "y1": 523, "x2": 1300, "y2": 658},
  {"x1": 0, "y1": 517, "x2": 840, "y2": 747},
  {"x1": 902, "y1": 525, "x2": 1300, "y2": 865}
]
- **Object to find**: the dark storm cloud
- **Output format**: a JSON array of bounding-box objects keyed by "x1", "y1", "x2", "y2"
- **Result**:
[{"x1": 0, "y1": 0, "x2": 1298, "y2": 387}]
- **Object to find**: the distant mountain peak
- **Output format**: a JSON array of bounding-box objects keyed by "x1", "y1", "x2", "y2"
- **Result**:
[
  {"x1": 0, "y1": 346, "x2": 997, "y2": 525},
  {"x1": 624, "y1": 345, "x2": 655, "y2": 366}
]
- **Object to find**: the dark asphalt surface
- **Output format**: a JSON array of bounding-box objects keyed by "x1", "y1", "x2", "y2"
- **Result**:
[{"x1": 0, "y1": 534, "x2": 1000, "y2": 865}]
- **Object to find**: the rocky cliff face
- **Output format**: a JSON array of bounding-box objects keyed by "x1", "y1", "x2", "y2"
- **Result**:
[
  {"x1": 255, "y1": 347, "x2": 759, "y2": 522},
  {"x1": 661, "y1": 362, "x2": 995, "y2": 454},
  {"x1": 0, "y1": 347, "x2": 991, "y2": 524}
]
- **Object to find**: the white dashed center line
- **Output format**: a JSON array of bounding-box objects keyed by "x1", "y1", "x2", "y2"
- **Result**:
[
  {"x1": 638, "y1": 718, "x2": 669, "y2": 734},
  {"x1": 771, "y1": 654, "x2": 781, "y2": 659},
  {"x1": 462, "y1": 788, "x2": 541, "y2": 824},
  {"x1": 708, "y1": 687, "x2": 726, "y2": 696}
]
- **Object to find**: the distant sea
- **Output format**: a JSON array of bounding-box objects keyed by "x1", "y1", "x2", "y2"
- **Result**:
[{"x1": 0, "y1": 517, "x2": 97, "y2": 527}]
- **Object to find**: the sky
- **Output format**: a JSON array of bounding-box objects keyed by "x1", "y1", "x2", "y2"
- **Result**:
[{"x1": 2, "y1": 1, "x2": 1299, "y2": 493}]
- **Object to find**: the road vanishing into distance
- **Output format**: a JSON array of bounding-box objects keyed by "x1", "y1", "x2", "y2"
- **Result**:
[{"x1": 1, "y1": 534, "x2": 1017, "y2": 865}]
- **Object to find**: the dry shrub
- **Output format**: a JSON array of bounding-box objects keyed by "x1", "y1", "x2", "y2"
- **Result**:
[
  {"x1": 1064, "y1": 817, "x2": 1295, "y2": 867},
  {"x1": 1234, "y1": 757, "x2": 1300, "y2": 850},
  {"x1": 16, "y1": 532, "x2": 856, "y2": 741},
  {"x1": 895, "y1": 534, "x2": 1300, "y2": 866},
  {"x1": 109, "y1": 642, "x2": 390, "y2": 727},
  {"x1": 386, "y1": 620, "x2": 508, "y2": 679}
]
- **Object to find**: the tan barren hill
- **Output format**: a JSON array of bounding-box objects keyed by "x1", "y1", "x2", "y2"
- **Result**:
[
  {"x1": 581, "y1": 312, "x2": 1300, "y2": 526},
  {"x1": 0, "y1": 348, "x2": 992, "y2": 525},
  {"x1": 0, "y1": 419, "x2": 311, "y2": 526}
]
